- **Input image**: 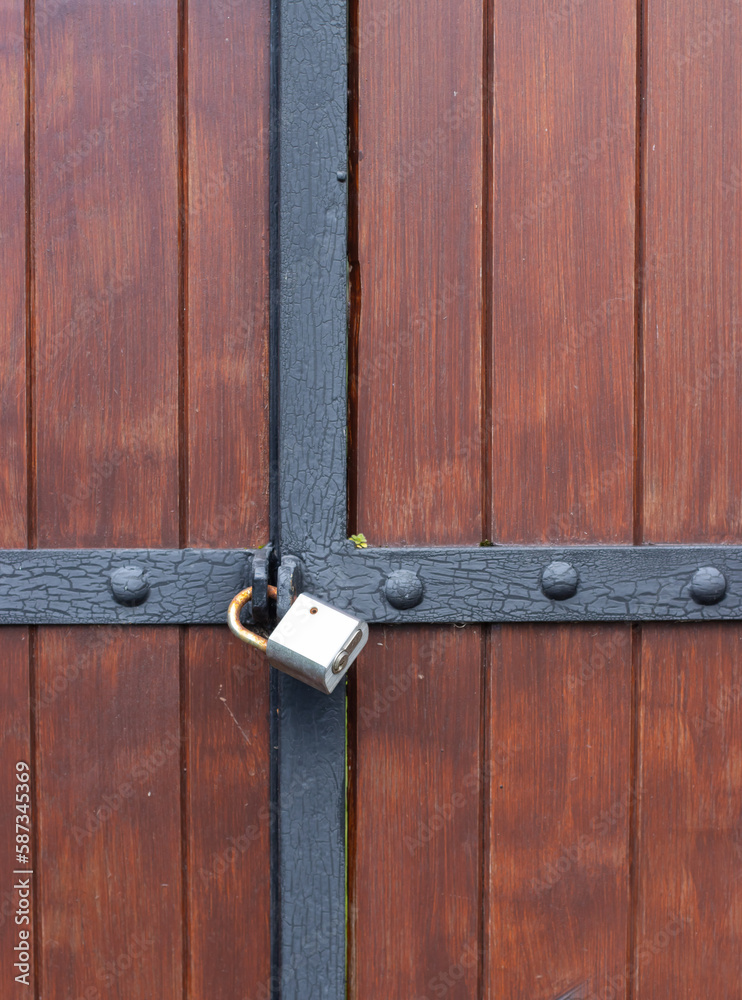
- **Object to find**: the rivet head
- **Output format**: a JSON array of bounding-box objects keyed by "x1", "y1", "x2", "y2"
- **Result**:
[
  {"x1": 541, "y1": 561, "x2": 579, "y2": 600},
  {"x1": 336, "y1": 170, "x2": 347, "y2": 182},
  {"x1": 690, "y1": 566, "x2": 726, "y2": 605},
  {"x1": 110, "y1": 565, "x2": 150, "y2": 606},
  {"x1": 384, "y1": 570, "x2": 424, "y2": 610}
]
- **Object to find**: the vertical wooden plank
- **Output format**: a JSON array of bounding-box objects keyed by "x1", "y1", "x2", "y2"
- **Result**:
[
  {"x1": 37, "y1": 628, "x2": 182, "y2": 999},
  {"x1": 350, "y1": 628, "x2": 481, "y2": 999},
  {"x1": 352, "y1": 0, "x2": 483, "y2": 545},
  {"x1": 635, "y1": 627, "x2": 742, "y2": 996},
  {"x1": 490, "y1": 0, "x2": 636, "y2": 544},
  {"x1": 486, "y1": 625, "x2": 633, "y2": 999},
  {"x1": 33, "y1": 2, "x2": 182, "y2": 998},
  {"x1": 187, "y1": 0, "x2": 270, "y2": 549},
  {"x1": 186, "y1": 631, "x2": 271, "y2": 1000},
  {"x1": 643, "y1": 0, "x2": 742, "y2": 543},
  {"x1": 0, "y1": 2, "x2": 27, "y2": 544},
  {"x1": 185, "y1": 2, "x2": 272, "y2": 996},
  {"x1": 639, "y1": 4, "x2": 742, "y2": 993},
  {"x1": 483, "y1": 4, "x2": 637, "y2": 996},
  {"x1": 0, "y1": 7, "x2": 32, "y2": 997},
  {"x1": 34, "y1": 0, "x2": 178, "y2": 548},
  {"x1": 351, "y1": 0, "x2": 484, "y2": 994},
  {"x1": 0, "y1": 629, "x2": 32, "y2": 999}
]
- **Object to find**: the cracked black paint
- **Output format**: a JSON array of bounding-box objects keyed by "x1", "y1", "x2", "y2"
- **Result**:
[
  {"x1": 0, "y1": 549, "x2": 252, "y2": 624},
  {"x1": 272, "y1": 0, "x2": 348, "y2": 993}
]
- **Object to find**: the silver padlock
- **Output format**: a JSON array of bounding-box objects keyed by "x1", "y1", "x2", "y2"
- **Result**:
[{"x1": 227, "y1": 587, "x2": 369, "y2": 694}]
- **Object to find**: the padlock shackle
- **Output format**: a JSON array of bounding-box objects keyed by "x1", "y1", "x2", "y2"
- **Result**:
[{"x1": 227, "y1": 586, "x2": 277, "y2": 651}]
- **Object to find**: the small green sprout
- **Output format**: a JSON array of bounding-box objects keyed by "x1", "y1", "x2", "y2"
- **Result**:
[{"x1": 349, "y1": 533, "x2": 368, "y2": 549}]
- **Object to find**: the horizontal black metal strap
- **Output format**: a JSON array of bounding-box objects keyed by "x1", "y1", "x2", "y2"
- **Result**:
[
  {"x1": 3, "y1": 545, "x2": 742, "y2": 625},
  {"x1": 0, "y1": 549, "x2": 253, "y2": 624},
  {"x1": 303, "y1": 545, "x2": 742, "y2": 622}
]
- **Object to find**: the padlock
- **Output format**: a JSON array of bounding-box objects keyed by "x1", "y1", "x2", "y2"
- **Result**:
[{"x1": 227, "y1": 587, "x2": 369, "y2": 694}]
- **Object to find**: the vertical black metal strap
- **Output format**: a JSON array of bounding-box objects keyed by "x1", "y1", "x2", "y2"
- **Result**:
[{"x1": 271, "y1": 0, "x2": 348, "y2": 994}]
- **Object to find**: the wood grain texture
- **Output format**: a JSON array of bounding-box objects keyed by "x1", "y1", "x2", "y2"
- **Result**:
[
  {"x1": 36, "y1": 627, "x2": 182, "y2": 1000},
  {"x1": 638, "y1": 5, "x2": 742, "y2": 996},
  {"x1": 636, "y1": 626, "x2": 742, "y2": 997},
  {"x1": 187, "y1": 0, "x2": 270, "y2": 549},
  {"x1": 643, "y1": 0, "x2": 742, "y2": 543},
  {"x1": 0, "y1": 0, "x2": 26, "y2": 547},
  {"x1": 0, "y1": 630, "x2": 32, "y2": 999},
  {"x1": 186, "y1": 629, "x2": 271, "y2": 1000},
  {"x1": 352, "y1": 0, "x2": 483, "y2": 545},
  {"x1": 490, "y1": 0, "x2": 636, "y2": 544},
  {"x1": 0, "y1": 8, "x2": 32, "y2": 996},
  {"x1": 484, "y1": 625, "x2": 632, "y2": 999},
  {"x1": 32, "y1": 4, "x2": 184, "y2": 999},
  {"x1": 34, "y1": 0, "x2": 178, "y2": 548},
  {"x1": 350, "y1": 627, "x2": 481, "y2": 999},
  {"x1": 185, "y1": 3, "x2": 272, "y2": 994}
]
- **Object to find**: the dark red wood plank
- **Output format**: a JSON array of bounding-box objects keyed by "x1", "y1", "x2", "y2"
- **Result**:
[
  {"x1": 36, "y1": 627, "x2": 182, "y2": 1000},
  {"x1": 485, "y1": 625, "x2": 633, "y2": 999},
  {"x1": 0, "y1": 0, "x2": 26, "y2": 546},
  {"x1": 351, "y1": 3, "x2": 485, "y2": 989},
  {"x1": 0, "y1": 630, "x2": 33, "y2": 999},
  {"x1": 350, "y1": 626, "x2": 481, "y2": 999},
  {"x1": 186, "y1": 0, "x2": 270, "y2": 549},
  {"x1": 34, "y1": 0, "x2": 178, "y2": 548},
  {"x1": 32, "y1": 4, "x2": 183, "y2": 998},
  {"x1": 0, "y1": 9, "x2": 33, "y2": 996},
  {"x1": 638, "y1": 6, "x2": 742, "y2": 995},
  {"x1": 643, "y1": 0, "x2": 742, "y2": 544},
  {"x1": 490, "y1": 0, "x2": 636, "y2": 544},
  {"x1": 185, "y1": 3, "x2": 272, "y2": 995},
  {"x1": 186, "y1": 630, "x2": 271, "y2": 999},
  {"x1": 352, "y1": 0, "x2": 483, "y2": 546},
  {"x1": 636, "y1": 626, "x2": 742, "y2": 997}
]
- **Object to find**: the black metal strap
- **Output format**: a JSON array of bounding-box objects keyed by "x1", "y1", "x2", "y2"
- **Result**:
[
  {"x1": 300, "y1": 544, "x2": 742, "y2": 622},
  {"x1": 0, "y1": 549, "x2": 252, "y2": 624}
]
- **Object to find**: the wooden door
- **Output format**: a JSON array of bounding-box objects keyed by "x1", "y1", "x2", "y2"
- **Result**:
[
  {"x1": 3, "y1": 1, "x2": 742, "y2": 999},
  {"x1": 348, "y1": 1, "x2": 742, "y2": 998},
  {"x1": 1, "y1": 2, "x2": 273, "y2": 997}
]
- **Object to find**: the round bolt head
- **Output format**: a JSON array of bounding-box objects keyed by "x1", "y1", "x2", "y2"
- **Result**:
[
  {"x1": 541, "y1": 561, "x2": 579, "y2": 601},
  {"x1": 384, "y1": 569, "x2": 424, "y2": 610},
  {"x1": 110, "y1": 565, "x2": 150, "y2": 606},
  {"x1": 690, "y1": 566, "x2": 727, "y2": 605}
]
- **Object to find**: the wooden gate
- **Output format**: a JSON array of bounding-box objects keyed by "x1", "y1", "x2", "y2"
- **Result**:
[{"x1": 2, "y1": 0, "x2": 742, "y2": 998}]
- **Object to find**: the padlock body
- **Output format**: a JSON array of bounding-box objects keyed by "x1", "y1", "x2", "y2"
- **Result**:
[{"x1": 266, "y1": 593, "x2": 369, "y2": 693}]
